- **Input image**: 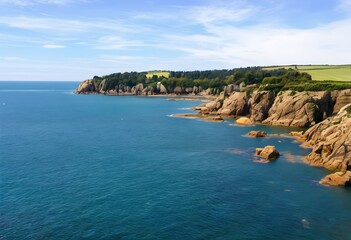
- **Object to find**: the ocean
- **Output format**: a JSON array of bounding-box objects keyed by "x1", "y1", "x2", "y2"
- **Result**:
[{"x1": 1, "y1": 81, "x2": 351, "y2": 240}]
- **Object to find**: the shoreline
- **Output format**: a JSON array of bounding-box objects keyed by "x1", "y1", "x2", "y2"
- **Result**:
[
  {"x1": 76, "y1": 88, "x2": 351, "y2": 187},
  {"x1": 173, "y1": 101, "x2": 351, "y2": 187}
]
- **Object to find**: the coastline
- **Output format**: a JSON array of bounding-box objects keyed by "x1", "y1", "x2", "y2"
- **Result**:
[
  {"x1": 172, "y1": 97, "x2": 351, "y2": 187},
  {"x1": 75, "y1": 84, "x2": 351, "y2": 187}
]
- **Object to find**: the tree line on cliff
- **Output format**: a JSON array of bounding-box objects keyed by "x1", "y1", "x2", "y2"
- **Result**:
[{"x1": 90, "y1": 67, "x2": 351, "y2": 93}]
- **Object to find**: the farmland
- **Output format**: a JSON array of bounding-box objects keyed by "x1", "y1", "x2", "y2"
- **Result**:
[
  {"x1": 262, "y1": 65, "x2": 351, "y2": 81},
  {"x1": 146, "y1": 71, "x2": 170, "y2": 79}
]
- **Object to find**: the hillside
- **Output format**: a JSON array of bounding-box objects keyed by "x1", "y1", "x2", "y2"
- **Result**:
[{"x1": 262, "y1": 65, "x2": 351, "y2": 81}]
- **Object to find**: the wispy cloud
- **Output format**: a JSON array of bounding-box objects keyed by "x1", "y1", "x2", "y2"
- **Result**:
[
  {"x1": 95, "y1": 36, "x2": 144, "y2": 50},
  {"x1": 0, "y1": 56, "x2": 26, "y2": 61},
  {"x1": 0, "y1": 16, "x2": 139, "y2": 34},
  {"x1": 185, "y1": 4, "x2": 257, "y2": 24},
  {"x1": 0, "y1": 0, "x2": 86, "y2": 6},
  {"x1": 42, "y1": 44, "x2": 65, "y2": 48},
  {"x1": 337, "y1": 0, "x2": 351, "y2": 13}
]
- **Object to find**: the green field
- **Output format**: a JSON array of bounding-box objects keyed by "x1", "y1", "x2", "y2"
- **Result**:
[
  {"x1": 262, "y1": 65, "x2": 351, "y2": 81},
  {"x1": 146, "y1": 71, "x2": 170, "y2": 79}
]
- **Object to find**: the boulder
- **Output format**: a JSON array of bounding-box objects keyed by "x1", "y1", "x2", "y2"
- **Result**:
[
  {"x1": 256, "y1": 146, "x2": 279, "y2": 160},
  {"x1": 319, "y1": 171, "x2": 351, "y2": 186},
  {"x1": 248, "y1": 130, "x2": 267, "y2": 138},
  {"x1": 236, "y1": 117, "x2": 254, "y2": 126}
]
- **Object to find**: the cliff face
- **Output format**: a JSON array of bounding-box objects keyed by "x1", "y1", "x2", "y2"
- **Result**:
[
  {"x1": 198, "y1": 90, "x2": 338, "y2": 127},
  {"x1": 302, "y1": 103, "x2": 351, "y2": 171},
  {"x1": 76, "y1": 79, "x2": 217, "y2": 96},
  {"x1": 262, "y1": 91, "x2": 331, "y2": 127}
]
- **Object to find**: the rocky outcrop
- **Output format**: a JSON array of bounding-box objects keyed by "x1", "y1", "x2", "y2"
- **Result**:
[
  {"x1": 302, "y1": 103, "x2": 351, "y2": 171},
  {"x1": 262, "y1": 91, "x2": 331, "y2": 127},
  {"x1": 319, "y1": 171, "x2": 351, "y2": 186},
  {"x1": 218, "y1": 92, "x2": 249, "y2": 116},
  {"x1": 248, "y1": 130, "x2": 267, "y2": 137},
  {"x1": 76, "y1": 79, "x2": 221, "y2": 97},
  {"x1": 76, "y1": 79, "x2": 96, "y2": 93},
  {"x1": 249, "y1": 91, "x2": 275, "y2": 121},
  {"x1": 332, "y1": 89, "x2": 351, "y2": 113},
  {"x1": 256, "y1": 146, "x2": 279, "y2": 160},
  {"x1": 196, "y1": 90, "x2": 337, "y2": 128}
]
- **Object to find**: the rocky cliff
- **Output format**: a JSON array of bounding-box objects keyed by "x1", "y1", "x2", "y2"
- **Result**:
[
  {"x1": 76, "y1": 79, "x2": 217, "y2": 96},
  {"x1": 302, "y1": 103, "x2": 351, "y2": 171},
  {"x1": 197, "y1": 90, "x2": 342, "y2": 127}
]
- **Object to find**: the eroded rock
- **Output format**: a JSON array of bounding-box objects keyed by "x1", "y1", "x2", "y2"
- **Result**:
[
  {"x1": 256, "y1": 145, "x2": 280, "y2": 160},
  {"x1": 248, "y1": 130, "x2": 267, "y2": 137},
  {"x1": 320, "y1": 171, "x2": 351, "y2": 186}
]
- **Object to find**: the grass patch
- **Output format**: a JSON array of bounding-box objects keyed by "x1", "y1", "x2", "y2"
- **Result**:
[
  {"x1": 146, "y1": 71, "x2": 170, "y2": 79},
  {"x1": 262, "y1": 65, "x2": 351, "y2": 81}
]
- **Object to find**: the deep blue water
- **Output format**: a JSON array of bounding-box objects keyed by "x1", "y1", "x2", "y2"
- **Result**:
[{"x1": 1, "y1": 81, "x2": 351, "y2": 240}]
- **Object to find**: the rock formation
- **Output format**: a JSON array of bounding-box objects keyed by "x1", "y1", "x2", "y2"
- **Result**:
[
  {"x1": 76, "y1": 79, "x2": 96, "y2": 93},
  {"x1": 248, "y1": 131, "x2": 267, "y2": 138},
  {"x1": 255, "y1": 146, "x2": 279, "y2": 160},
  {"x1": 248, "y1": 91, "x2": 275, "y2": 121},
  {"x1": 302, "y1": 103, "x2": 351, "y2": 171},
  {"x1": 319, "y1": 171, "x2": 351, "y2": 186},
  {"x1": 218, "y1": 92, "x2": 249, "y2": 116},
  {"x1": 262, "y1": 91, "x2": 331, "y2": 127}
]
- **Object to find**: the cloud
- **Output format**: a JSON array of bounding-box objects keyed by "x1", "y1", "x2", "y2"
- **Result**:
[
  {"x1": 186, "y1": 4, "x2": 257, "y2": 24},
  {"x1": 0, "y1": 56, "x2": 26, "y2": 61},
  {"x1": 338, "y1": 0, "x2": 351, "y2": 13},
  {"x1": 95, "y1": 36, "x2": 144, "y2": 50},
  {"x1": 0, "y1": 16, "x2": 139, "y2": 34},
  {"x1": 42, "y1": 44, "x2": 65, "y2": 48},
  {"x1": 0, "y1": 0, "x2": 86, "y2": 6}
]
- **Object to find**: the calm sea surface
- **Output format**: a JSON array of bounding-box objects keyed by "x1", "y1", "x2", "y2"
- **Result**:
[{"x1": 1, "y1": 81, "x2": 351, "y2": 240}]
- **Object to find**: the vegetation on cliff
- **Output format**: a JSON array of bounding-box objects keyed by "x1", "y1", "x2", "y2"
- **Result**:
[
  {"x1": 82, "y1": 65, "x2": 351, "y2": 96},
  {"x1": 88, "y1": 67, "x2": 317, "y2": 94}
]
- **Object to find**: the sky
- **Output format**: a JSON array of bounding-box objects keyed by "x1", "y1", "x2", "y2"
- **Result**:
[{"x1": 0, "y1": 0, "x2": 350, "y2": 81}]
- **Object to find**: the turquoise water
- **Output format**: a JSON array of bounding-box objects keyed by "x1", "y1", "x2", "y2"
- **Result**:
[{"x1": 1, "y1": 81, "x2": 351, "y2": 240}]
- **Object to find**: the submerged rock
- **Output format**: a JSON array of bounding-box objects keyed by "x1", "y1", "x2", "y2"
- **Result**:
[
  {"x1": 320, "y1": 171, "x2": 351, "y2": 186},
  {"x1": 256, "y1": 146, "x2": 279, "y2": 160},
  {"x1": 248, "y1": 130, "x2": 267, "y2": 138}
]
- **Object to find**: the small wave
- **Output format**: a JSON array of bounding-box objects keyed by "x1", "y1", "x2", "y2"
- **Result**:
[{"x1": 177, "y1": 107, "x2": 192, "y2": 110}]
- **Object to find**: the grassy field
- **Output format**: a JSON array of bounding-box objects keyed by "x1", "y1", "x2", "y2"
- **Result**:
[
  {"x1": 146, "y1": 71, "x2": 170, "y2": 79},
  {"x1": 262, "y1": 65, "x2": 351, "y2": 81}
]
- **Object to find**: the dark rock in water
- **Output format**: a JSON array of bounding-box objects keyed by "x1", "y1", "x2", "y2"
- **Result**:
[
  {"x1": 248, "y1": 130, "x2": 267, "y2": 138},
  {"x1": 255, "y1": 146, "x2": 279, "y2": 160}
]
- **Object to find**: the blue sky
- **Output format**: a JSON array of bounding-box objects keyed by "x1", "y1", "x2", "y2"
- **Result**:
[{"x1": 0, "y1": 0, "x2": 350, "y2": 81}]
